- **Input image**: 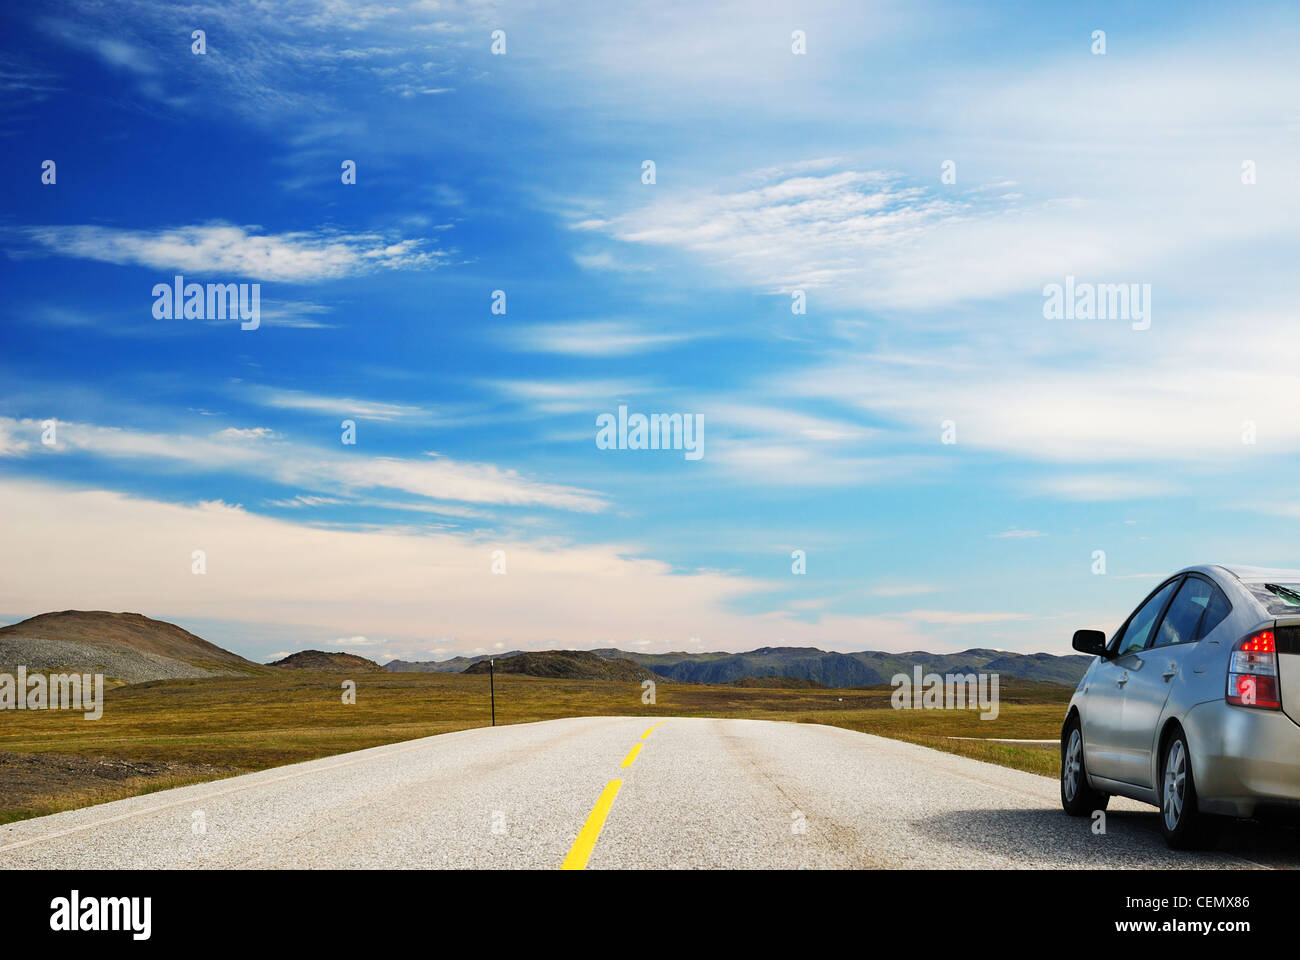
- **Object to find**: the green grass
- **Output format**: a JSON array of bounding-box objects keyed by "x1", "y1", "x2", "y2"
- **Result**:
[
  {"x1": 0, "y1": 671, "x2": 1072, "y2": 822},
  {"x1": 0, "y1": 774, "x2": 229, "y2": 826}
]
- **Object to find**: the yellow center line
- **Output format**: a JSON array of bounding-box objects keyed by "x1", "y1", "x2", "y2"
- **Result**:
[
  {"x1": 639, "y1": 724, "x2": 661, "y2": 740},
  {"x1": 561, "y1": 779, "x2": 623, "y2": 870},
  {"x1": 620, "y1": 743, "x2": 642, "y2": 767}
]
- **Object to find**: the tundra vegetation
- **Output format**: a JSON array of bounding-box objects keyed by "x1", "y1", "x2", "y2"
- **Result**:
[{"x1": 0, "y1": 670, "x2": 1070, "y2": 824}]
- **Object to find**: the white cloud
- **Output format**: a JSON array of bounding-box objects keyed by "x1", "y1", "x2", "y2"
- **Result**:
[
  {"x1": 34, "y1": 1, "x2": 483, "y2": 121},
  {"x1": 699, "y1": 402, "x2": 928, "y2": 487},
  {"x1": 247, "y1": 386, "x2": 432, "y2": 422},
  {"x1": 1037, "y1": 475, "x2": 1178, "y2": 502},
  {"x1": 252, "y1": 300, "x2": 338, "y2": 329},
  {"x1": 0, "y1": 477, "x2": 940, "y2": 654},
  {"x1": 487, "y1": 379, "x2": 651, "y2": 415},
  {"x1": 786, "y1": 310, "x2": 1300, "y2": 469},
  {"x1": 990, "y1": 529, "x2": 1044, "y2": 540},
  {"x1": 21, "y1": 223, "x2": 445, "y2": 282},
  {"x1": 572, "y1": 251, "x2": 652, "y2": 272},
  {"x1": 579, "y1": 170, "x2": 993, "y2": 310},
  {"x1": 324, "y1": 454, "x2": 604, "y2": 513},
  {"x1": 574, "y1": 164, "x2": 1187, "y2": 312},
  {"x1": 503, "y1": 321, "x2": 702, "y2": 356},
  {"x1": 611, "y1": 398, "x2": 878, "y2": 487},
  {"x1": 532, "y1": 1, "x2": 915, "y2": 122},
  {"x1": 0, "y1": 420, "x2": 30, "y2": 456},
  {"x1": 0, "y1": 416, "x2": 605, "y2": 513},
  {"x1": 330, "y1": 635, "x2": 381, "y2": 647},
  {"x1": 216, "y1": 427, "x2": 276, "y2": 441},
  {"x1": 267, "y1": 495, "x2": 346, "y2": 509},
  {"x1": 708, "y1": 403, "x2": 870, "y2": 444},
  {"x1": 570, "y1": 26, "x2": 1300, "y2": 314}
]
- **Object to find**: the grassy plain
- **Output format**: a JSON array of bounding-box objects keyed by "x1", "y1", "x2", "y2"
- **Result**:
[{"x1": 0, "y1": 671, "x2": 1071, "y2": 823}]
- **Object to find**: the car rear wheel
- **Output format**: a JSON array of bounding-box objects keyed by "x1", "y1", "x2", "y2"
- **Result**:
[
  {"x1": 1159, "y1": 728, "x2": 1219, "y2": 849},
  {"x1": 1061, "y1": 715, "x2": 1108, "y2": 816}
]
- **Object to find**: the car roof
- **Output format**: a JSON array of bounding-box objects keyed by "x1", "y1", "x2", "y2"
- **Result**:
[{"x1": 1201, "y1": 563, "x2": 1300, "y2": 583}]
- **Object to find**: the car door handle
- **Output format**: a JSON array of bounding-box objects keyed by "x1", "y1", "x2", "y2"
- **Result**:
[
  {"x1": 1162, "y1": 665, "x2": 1177, "y2": 680},
  {"x1": 1117, "y1": 673, "x2": 1128, "y2": 686}
]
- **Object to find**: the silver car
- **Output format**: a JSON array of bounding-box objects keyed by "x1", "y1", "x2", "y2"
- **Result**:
[{"x1": 1061, "y1": 563, "x2": 1300, "y2": 848}]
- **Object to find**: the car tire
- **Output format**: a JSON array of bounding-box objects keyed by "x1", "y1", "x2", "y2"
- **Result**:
[
  {"x1": 1061, "y1": 714, "x2": 1109, "y2": 817},
  {"x1": 1159, "y1": 727, "x2": 1220, "y2": 850}
]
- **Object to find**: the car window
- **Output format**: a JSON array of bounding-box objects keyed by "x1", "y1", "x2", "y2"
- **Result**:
[
  {"x1": 1115, "y1": 579, "x2": 1180, "y2": 655},
  {"x1": 1244, "y1": 581, "x2": 1300, "y2": 617},
  {"x1": 1154, "y1": 577, "x2": 1218, "y2": 647},
  {"x1": 1194, "y1": 583, "x2": 1231, "y2": 641}
]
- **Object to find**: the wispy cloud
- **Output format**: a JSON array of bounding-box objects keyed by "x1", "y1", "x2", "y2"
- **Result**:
[
  {"x1": 0, "y1": 54, "x2": 61, "y2": 107},
  {"x1": 1037, "y1": 475, "x2": 1178, "y2": 502},
  {"x1": 487, "y1": 379, "x2": 651, "y2": 415},
  {"x1": 575, "y1": 167, "x2": 1118, "y2": 311},
  {"x1": 251, "y1": 300, "x2": 338, "y2": 329},
  {"x1": 19, "y1": 223, "x2": 446, "y2": 282},
  {"x1": 785, "y1": 312, "x2": 1300, "y2": 469},
  {"x1": 266, "y1": 495, "x2": 345, "y2": 509},
  {"x1": 502, "y1": 321, "x2": 704, "y2": 356},
  {"x1": 701, "y1": 402, "x2": 916, "y2": 487},
  {"x1": 33, "y1": 1, "x2": 481, "y2": 122},
  {"x1": 0, "y1": 417, "x2": 606, "y2": 513},
  {"x1": 245, "y1": 386, "x2": 433, "y2": 422},
  {"x1": 39, "y1": 19, "x2": 157, "y2": 75}
]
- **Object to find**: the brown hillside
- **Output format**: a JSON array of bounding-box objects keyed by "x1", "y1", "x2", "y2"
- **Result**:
[
  {"x1": 0, "y1": 610, "x2": 259, "y2": 672},
  {"x1": 462, "y1": 650, "x2": 658, "y2": 682},
  {"x1": 269, "y1": 650, "x2": 385, "y2": 672}
]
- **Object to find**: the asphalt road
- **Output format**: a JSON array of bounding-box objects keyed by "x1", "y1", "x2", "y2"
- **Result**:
[{"x1": 3, "y1": 716, "x2": 1298, "y2": 869}]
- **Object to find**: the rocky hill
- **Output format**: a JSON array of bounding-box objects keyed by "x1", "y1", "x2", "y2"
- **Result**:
[
  {"x1": 267, "y1": 650, "x2": 386, "y2": 672},
  {"x1": 0, "y1": 610, "x2": 261, "y2": 685},
  {"x1": 461, "y1": 650, "x2": 657, "y2": 682}
]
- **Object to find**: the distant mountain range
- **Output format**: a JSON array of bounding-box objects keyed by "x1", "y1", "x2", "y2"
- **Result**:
[
  {"x1": 387, "y1": 645, "x2": 1090, "y2": 686},
  {"x1": 585, "y1": 646, "x2": 1090, "y2": 686},
  {"x1": 385, "y1": 652, "x2": 523, "y2": 673},
  {"x1": 0, "y1": 611, "x2": 1087, "y2": 689},
  {"x1": 462, "y1": 650, "x2": 656, "y2": 683}
]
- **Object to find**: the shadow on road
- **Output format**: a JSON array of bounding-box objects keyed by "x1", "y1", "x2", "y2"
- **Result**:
[{"x1": 913, "y1": 805, "x2": 1300, "y2": 868}]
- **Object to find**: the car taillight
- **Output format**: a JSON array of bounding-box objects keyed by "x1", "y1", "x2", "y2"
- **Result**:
[{"x1": 1227, "y1": 629, "x2": 1281, "y2": 709}]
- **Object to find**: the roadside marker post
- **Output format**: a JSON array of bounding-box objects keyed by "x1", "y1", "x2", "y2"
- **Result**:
[{"x1": 490, "y1": 658, "x2": 496, "y2": 726}]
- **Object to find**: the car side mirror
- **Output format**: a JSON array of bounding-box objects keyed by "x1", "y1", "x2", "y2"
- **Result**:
[{"x1": 1072, "y1": 629, "x2": 1109, "y2": 657}]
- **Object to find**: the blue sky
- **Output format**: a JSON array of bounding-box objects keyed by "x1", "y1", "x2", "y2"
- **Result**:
[{"x1": 2, "y1": 0, "x2": 1299, "y2": 663}]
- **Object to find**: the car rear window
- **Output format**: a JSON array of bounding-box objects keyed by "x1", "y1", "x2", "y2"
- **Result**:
[{"x1": 1244, "y1": 581, "x2": 1300, "y2": 617}]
